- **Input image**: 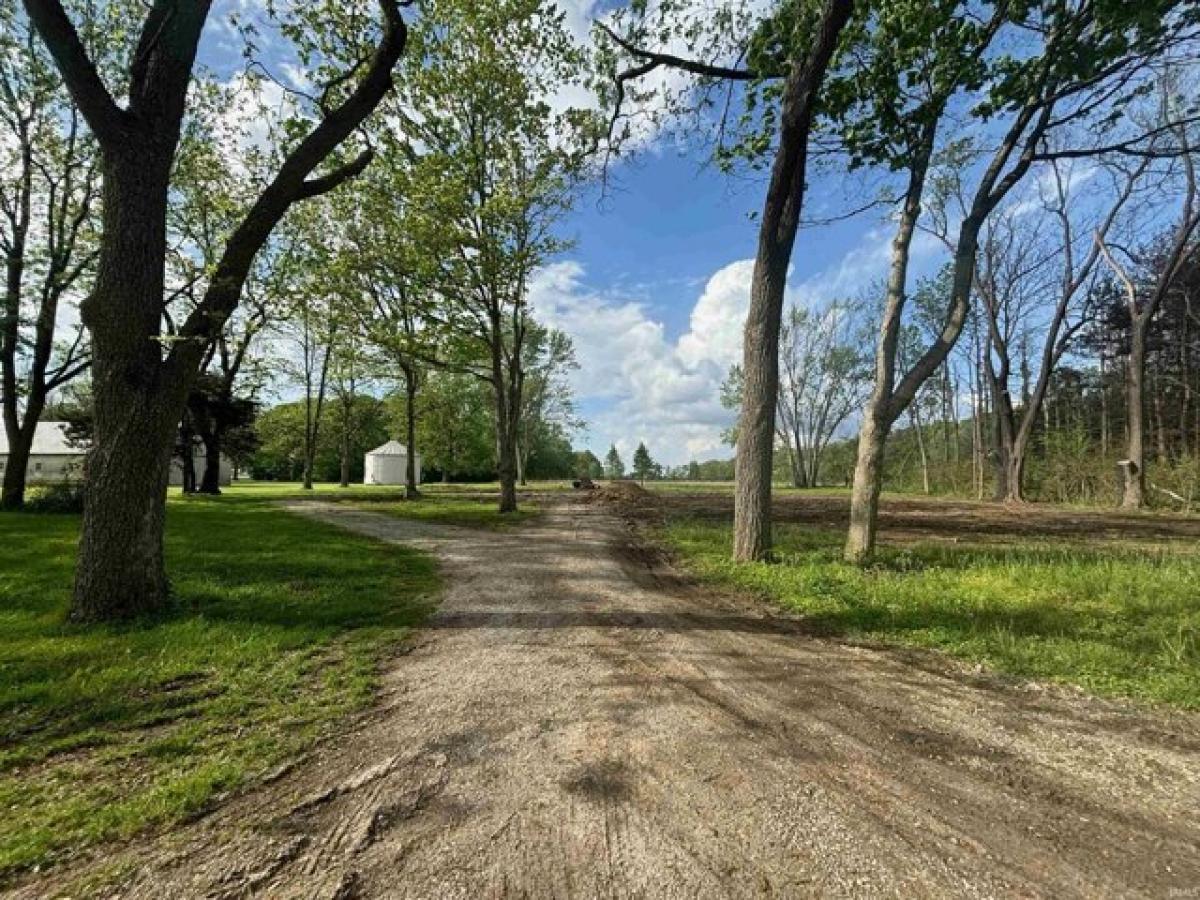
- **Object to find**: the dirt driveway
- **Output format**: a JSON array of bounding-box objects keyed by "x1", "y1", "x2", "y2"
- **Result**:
[{"x1": 16, "y1": 496, "x2": 1200, "y2": 899}]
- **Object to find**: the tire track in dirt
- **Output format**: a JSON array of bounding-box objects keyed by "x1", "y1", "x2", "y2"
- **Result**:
[{"x1": 11, "y1": 497, "x2": 1200, "y2": 899}]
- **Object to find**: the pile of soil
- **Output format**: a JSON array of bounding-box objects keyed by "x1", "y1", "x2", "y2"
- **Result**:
[{"x1": 591, "y1": 480, "x2": 664, "y2": 523}]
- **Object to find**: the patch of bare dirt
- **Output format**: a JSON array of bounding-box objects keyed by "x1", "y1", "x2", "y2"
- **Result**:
[
  {"x1": 651, "y1": 489, "x2": 1200, "y2": 549},
  {"x1": 11, "y1": 498, "x2": 1200, "y2": 899}
]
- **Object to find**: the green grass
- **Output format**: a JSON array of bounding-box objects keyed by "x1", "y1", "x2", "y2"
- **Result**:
[
  {"x1": 0, "y1": 496, "x2": 439, "y2": 882},
  {"x1": 664, "y1": 519, "x2": 1200, "y2": 708},
  {"x1": 224, "y1": 479, "x2": 570, "y2": 500}
]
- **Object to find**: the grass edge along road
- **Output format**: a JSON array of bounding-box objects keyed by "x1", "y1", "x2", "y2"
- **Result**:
[
  {"x1": 0, "y1": 494, "x2": 439, "y2": 884},
  {"x1": 231, "y1": 480, "x2": 546, "y2": 529},
  {"x1": 663, "y1": 515, "x2": 1200, "y2": 709}
]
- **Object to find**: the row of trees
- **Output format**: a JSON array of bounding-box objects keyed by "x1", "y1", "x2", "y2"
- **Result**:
[
  {"x1": 251, "y1": 372, "x2": 580, "y2": 485},
  {"x1": 600, "y1": 441, "x2": 663, "y2": 481},
  {"x1": 8, "y1": 0, "x2": 1200, "y2": 622},
  {"x1": 599, "y1": 0, "x2": 1200, "y2": 564}
]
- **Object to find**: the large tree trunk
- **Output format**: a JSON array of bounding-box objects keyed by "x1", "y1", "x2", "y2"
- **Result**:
[
  {"x1": 733, "y1": 0, "x2": 853, "y2": 562},
  {"x1": 1002, "y1": 441, "x2": 1027, "y2": 505},
  {"x1": 844, "y1": 133, "x2": 933, "y2": 563},
  {"x1": 1122, "y1": 318, "x2": 1147, "y2": 509},
  {"x1": 990, "y1": 387, "x2": 1025, "y2": 503},
  {"x1": 488, "y1": 316, "x2": 520, "y2": 514},
  {"x1": 496, "y1": 411, "x2": 518, "y2": 514},
  {"x1": 71, "y1": 148, "x2": 178, "y2": 620},
  {"x1": 1, "y1": 426, "x2": 35, "y2": 508},
  {"x1": 846, "y1": 405, "x2": 889, "y2": 563}
]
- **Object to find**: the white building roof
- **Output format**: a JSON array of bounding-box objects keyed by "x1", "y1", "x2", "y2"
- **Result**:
[
  {"x1": 0, "y1": 421, "x2": 86, "y2": 456},
  {"x1": 366, "y1": 440, "x2": 411, "y2": 457}
]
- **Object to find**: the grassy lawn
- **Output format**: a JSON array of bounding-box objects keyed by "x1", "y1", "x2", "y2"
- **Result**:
[
  {"x1": 665, "y1": 519, "x2": 1200, "y2": 708},
  {"x1": 0, "y1": 495, "x2": 438, "y2": 883}
]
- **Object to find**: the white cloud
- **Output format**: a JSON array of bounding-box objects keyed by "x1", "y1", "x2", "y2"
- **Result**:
[{"x1": 530, "y1": 258, "x2": 759, "y2": 465}]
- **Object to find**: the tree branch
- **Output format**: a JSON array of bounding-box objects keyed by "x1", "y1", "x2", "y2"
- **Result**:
[
  {"x1": 296, "y1": 149, "x2": 375, "y2": 200},
  {"x1": 167, "y1": 0, "x2": 408, "y2": 375},
  {"x1": 596, "y1": 22, "x2": 762, "y2": 82},
  {"x1": 21, "y1": 0, "x2": 129, "y2": 145}
]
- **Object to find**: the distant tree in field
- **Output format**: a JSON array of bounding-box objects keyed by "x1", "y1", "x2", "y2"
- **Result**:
[
  {"x1": 720, "y1": 301, "x2": 866, "y2": 489},
  {"x1": 632, "y1": 442, "x2": 657, "y2": 483},
  {"x1": 605, "y1": 444, "x2": 625, "y2": 479},
  {"x1": 776, "y1": 302, "x2": 869, "y2": 488},
  {"x1": 575, "y1": 450, "x2": 604, "y2": 480}
]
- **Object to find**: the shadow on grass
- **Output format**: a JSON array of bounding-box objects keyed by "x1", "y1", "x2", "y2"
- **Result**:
[
  {"x1": 664, "y1": 518, "x2": 1200, "y2": 708},
  {"x1": 0, "y1": 498, "x2": 439, "y2": 879}
]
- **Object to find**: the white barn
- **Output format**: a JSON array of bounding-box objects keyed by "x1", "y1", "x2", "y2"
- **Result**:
[
  {"x1": 364, "y1": 440, "x2": 421, "y2": 486},
  {"x1": 0, "y1": 421, "x2": 85, "y2": 483},
  {"x1": 0, "y1": 421, "x2": 232, "y2": 487}
]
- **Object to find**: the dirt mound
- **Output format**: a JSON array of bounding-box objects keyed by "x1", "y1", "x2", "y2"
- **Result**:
[{"x1": 592, "y1": 480, "x2": 663, "y2": 522}]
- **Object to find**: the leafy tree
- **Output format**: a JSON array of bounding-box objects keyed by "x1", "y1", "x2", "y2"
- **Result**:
[
  {"x1": 179, "y1": 373, "x2": 258, "y2": 492},
  {"x1": 391, "y1": 0, "x2": 595, "y2": 514},
  {"x1": 574, "y1": 450, "x2": 604, "y2": 480},
  {"x1": 408, "y1": 372, "x2": 495, "y2": 482},
  {"x1": 598, "y1": 0, "x2": 856, "y2": 560},
  {"x1": 519, "y1": 327, "x2": 580, "y2": 484},
  {"x1": 632, "y1": 441, "x2": 657, "y2": 482},
  {"x1": 22, "y1": 0, "x2": 409, "y2": 620},
  {"x1": 776, "y1": 302, "x2": 868, "y2": 488},
  {"x1": 336, "y1": 135, "x2": 429, "y2": 498},
  {"x1": 605, "y1": 444, "x2": 625, "y2": 479}
]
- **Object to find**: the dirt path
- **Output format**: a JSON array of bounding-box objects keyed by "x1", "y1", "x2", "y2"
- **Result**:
[{"x1": 16, "y1": 498, "x2": 1200, "y2": 899}]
